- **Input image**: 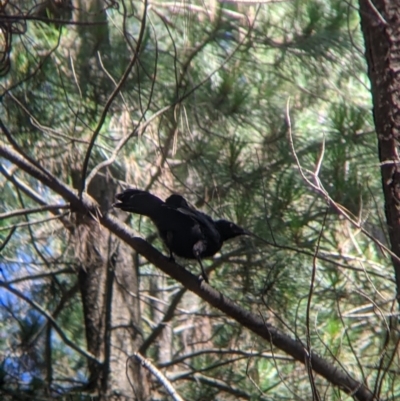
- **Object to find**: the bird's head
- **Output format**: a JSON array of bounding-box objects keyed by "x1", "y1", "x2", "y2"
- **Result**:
[{"x1": 215, "y1": 220, "x2": 250, "y2": 241}]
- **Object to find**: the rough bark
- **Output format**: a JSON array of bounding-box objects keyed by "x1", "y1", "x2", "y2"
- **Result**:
[
  {"x1": 62, "y1": 1, "x2": 150, "y2": 398},
  {"x1": 75, "y1": 218, "x2": 108, "y2": 391},
  {"x1": 74, "y1": 172, "x2": 149, "y2": 400},
  {"x1": 359, "y1": 0, "x2": 400, "y2": 307}
]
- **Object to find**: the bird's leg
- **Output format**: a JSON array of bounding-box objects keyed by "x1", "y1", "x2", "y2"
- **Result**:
[
  {"x1": 197, "y1": 257, "x2": 209, "y2": 283},
  {"x1": 193, "y1": 241, "x2": 209, "y2": 283},
  {"x1": 166, "y1": 232, "x2": 175, "y2": 262}
]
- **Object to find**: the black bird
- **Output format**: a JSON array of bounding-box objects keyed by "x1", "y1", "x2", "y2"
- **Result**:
[{"x1": 113, "y1": 189, "x2": 248, "y2": 282}]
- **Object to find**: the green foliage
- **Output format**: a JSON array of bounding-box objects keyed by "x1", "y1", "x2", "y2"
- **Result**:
[{"x1": 0, "y1": 0, "x2": 395, "y2": 400}]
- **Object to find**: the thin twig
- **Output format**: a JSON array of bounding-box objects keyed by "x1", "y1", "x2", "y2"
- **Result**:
[
  {"x1": 132, "y1": 352, "x2": 184, "y2": 401},
  {"x1": 0, "y1": 226, "x2": 16, "y2": 253},
  {"x1": 0, "y1": 213, "x2": 69, "y2": 232},
  {"x1": 0, "y1": 204, "x2": 69, "y2": 220},
  {"x1": 285, "y1": 98, "x2": 400, "y2": 266},
  {"x1": 80, "y1": 0, "x2": 149, "y2": 196},
  {"x1": 0, "y1": 280, "x2": 101, "y2": 364},
  {"x1": 305, "y1": 209, "x2": 327, "y2": 401}
]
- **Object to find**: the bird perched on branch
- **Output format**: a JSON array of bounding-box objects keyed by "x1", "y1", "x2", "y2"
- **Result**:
[{"x1": 113, "y1": 189, "x2": 249, "y2": 282}]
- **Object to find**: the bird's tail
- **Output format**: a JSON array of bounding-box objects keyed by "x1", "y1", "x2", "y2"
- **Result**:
[{"x1": 114, "y1": 189, "x2": 164, "y2": 217}]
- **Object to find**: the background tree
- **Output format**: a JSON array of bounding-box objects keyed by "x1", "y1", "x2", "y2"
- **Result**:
[
  {"x1": 359, "y1": 0, "x2": 400, "y2": 306},
  {"x1": 0, "y1": 0, "x2": 398, "y2": 400}
]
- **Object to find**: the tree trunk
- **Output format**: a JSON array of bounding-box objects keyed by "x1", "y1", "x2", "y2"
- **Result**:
[
  {"x1": 67, "y1": 1, "x2": 150, "y2": 396},
  {"x1": 75, "y1": 174, "x2": 150, "y2": 399},
  {"x1": 359, "y1": 0, "x2": 400, "y2": 307}
]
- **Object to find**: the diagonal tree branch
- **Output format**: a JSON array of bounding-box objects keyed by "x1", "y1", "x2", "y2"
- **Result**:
[
  {"x1": 0, "y1": 280, "x2": 100, "y2": 365},
  {"x1": 139, "y1": 287, "x2": 186, "y2": 355},
  {"x1": 0, "y1": 204, "x2": 69, "y2": 220},
  {"x1": 132, "y1": 352, "x2": 184, "y2": 401}
]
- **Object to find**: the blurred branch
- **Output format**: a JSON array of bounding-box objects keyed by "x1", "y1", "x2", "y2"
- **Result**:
[
  {"x1": 132, "y1": 352, "x2": 184, "y2": 401},
  {"x1": 139, "y1": 287, "x2": 186, "y2": 354},
  {"x1": 159, "y1": 348, "x2": 292, "y2": 368},
  {"x1": 305, "y1": 210, "x2": 327, "y2": 401},
  {"x1": 0, "y1": 164, "x2": 74, "y2": 233},
  {"x1": 1, "y1": 14, "x2": 108, "y2": 26},
  {"x1": 0, "y1": 118, "x2": 55, "y2": 180},
  {"x1": 0, "y1": 204, "x2": 69, "y2": 220},
  {"x1": 186, "y1": 373, "x2": 260, "y2": 400},
  {"x1": 0, "y1": 280, "x2": 100, "y2": 364},
  {"x1": 0, "y1": 164, "x2": 50, "y2": 205},
  {"x1": 2, "y1": 267, "x2": 75, "y2": 285},
  {"x1": 0, "y1": 213, "x2": 69, "y2": 232},
  {"x1": 0, "y1": 226, "x2": 16, "y2": 253}
]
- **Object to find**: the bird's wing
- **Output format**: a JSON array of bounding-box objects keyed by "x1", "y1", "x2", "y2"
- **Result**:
[
  {"x1": 165, "y1": 194, "x2": 221, "y2": 242},
  {"x1": 176, "y1": 207, "x2": 220, "y2": 243},
  {"x1": 153, "y1": 204, "x2": 201, "y2": 232}
]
